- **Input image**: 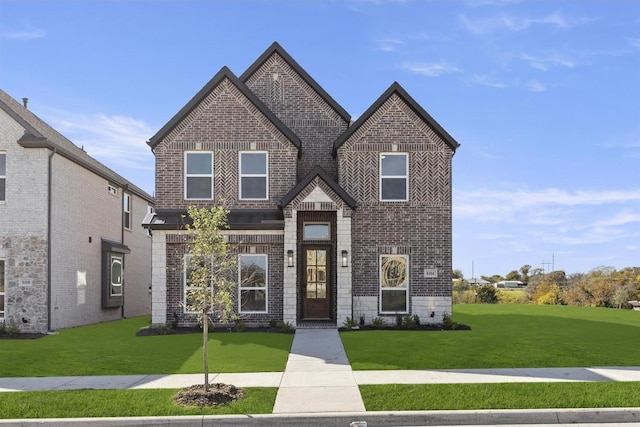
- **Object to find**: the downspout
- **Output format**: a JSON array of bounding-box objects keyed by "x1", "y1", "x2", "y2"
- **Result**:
[
  {"x1": 121, "y1": 184, "x2": 128, "y2": 319},
  {"x1": 47, "y1": 148, "x2": 56, "y2": 332}
]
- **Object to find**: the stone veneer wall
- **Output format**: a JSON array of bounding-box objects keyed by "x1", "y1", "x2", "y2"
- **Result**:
[{"x1": 0, "y1": 235, "x2": 48, "y2": 333}]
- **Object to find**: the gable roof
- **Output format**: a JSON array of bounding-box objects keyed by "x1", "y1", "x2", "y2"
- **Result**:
[
  {"x1": 279, "y1": 165, "x2": 356, "y2": 209},
  {"x1": 332, "y1": 82, "x2": 460, "y2": 155},
  {"x1": 0, "y1": 89, "x2": 154, "y2": 204},
  {"x1": 240, "y1": 42, "x2": 351, "y2": 124},
  {"x1": 147, "y1": 66, "x2": 301, "y2": 152}
]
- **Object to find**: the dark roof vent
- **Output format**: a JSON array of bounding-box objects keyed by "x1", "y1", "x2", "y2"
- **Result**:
[{"x1": 22, "y1": 98, "x2": 28, "y2": 108}]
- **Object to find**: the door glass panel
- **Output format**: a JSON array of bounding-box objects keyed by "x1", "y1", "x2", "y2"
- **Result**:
[
  {"x1": 317, "y1": 267, "x2": 326, "y2": 282},
  {"x1": 306, "y1": 283, "x2": 316, "y2": 299},
  {"x1": 316, "y1": 250, "x2": 326, "y2": 266},
  {"x1": 307, "y1": 267, "x2": 316, "y2": 283},
  {"x1": 317, "y1": 283, "x2": 326, "y2": 298},
  {"x1": 307, "y1": 250, "x2": 316, "y2": 265}
]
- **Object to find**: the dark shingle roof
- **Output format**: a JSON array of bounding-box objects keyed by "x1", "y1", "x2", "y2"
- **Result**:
[
  {"x1": 0, "y1": 89, "x2": 154, "y2": 204},
  {"x1": 279, "y1": 165, "x2": 356, "y2": 209},
  {"x1": 147, "y1": 66, "x2": 301, "y2": 153},
  {"x1": 240, "y1": 42, "x2": 351, "y2": 124},
  {"x1": 333, "y1": 82, "x2": 460, "y2": 155}
]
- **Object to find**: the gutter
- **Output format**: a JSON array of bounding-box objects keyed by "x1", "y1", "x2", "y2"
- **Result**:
[
  {"x1": 47, "y1": 147, "x2": 56, "y2": 332},
  {"x1": 121, "y1": 184, "x2": 128, "y2": 320}
]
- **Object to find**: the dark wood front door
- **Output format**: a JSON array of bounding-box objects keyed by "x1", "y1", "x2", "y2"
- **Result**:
[{"x1": 303, "y1": 246, "x2": 331, "y2": 319}]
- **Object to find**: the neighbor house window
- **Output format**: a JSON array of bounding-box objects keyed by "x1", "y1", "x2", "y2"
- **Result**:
[
  {"x1": 380, "y1": 153, "x2": 408, "y2": 201},
  {"x1": 146, "y1": 205, "x2": 154, "y2": 237},
  {"x1": 183, "y1": 254, "x2": 213, "y2": 314},
  {"x1": 380, "y1": 255, "x2": 408, "y2": 313},
  {"x1": 185, "y1": 152, "x2": 213, "y2": 200},
  {"x1": 0, "y1": 153, "x2": 6, "y2": 202},
  {"x1": 123, "y1": 193, "x2": 131, "y2": 230},
  {"x1": 239, "y1": 152, "x2": 268, "y2": 200},
  {"x1": 0, "y1": 260, "x2": 5, "y2": 320},
  {"x1": 110, "y1": 256, "x2": 123, "y2": 297},
  {"x1": 239, "y1": 254, "x2": 267, "y2": 313}
]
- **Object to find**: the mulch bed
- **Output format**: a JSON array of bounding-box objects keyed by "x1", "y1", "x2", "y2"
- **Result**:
[
  {"x1": 173, "y1": 383, "x2": 244, "y2": 407},
  {"x1": 0, "y1": 332, "x2": 46, "y2": 340}
]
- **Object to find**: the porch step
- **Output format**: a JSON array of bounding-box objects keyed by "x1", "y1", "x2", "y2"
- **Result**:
[{"x1": 296, "y1": 320, "x2": 337, "y2": 329}]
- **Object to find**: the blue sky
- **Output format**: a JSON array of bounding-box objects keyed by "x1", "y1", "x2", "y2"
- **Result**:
[{"x1": 1, "y1": 0, "x2": 639, "y2": 279}]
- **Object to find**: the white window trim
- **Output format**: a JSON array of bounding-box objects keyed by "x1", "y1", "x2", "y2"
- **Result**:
[
  {"x1": 238, "y1": 254, "x2": 268, "y2": 314},
  {"x1": 239, "y1": 151, "x2": 269, "y2": 200},
  {"x1": 123, "y1": 193, "x2": 132, "y2": 230},
  {"x1": 0, "y1": 152, "x2": 6, "y2": 203},
  {"x1": 379, "y1": 254, "x2": 409, "y2": 314},
  {"x1": 184, "y1": 151, "x2": 214, "y2": 200},
  {"x1": 303, "y1": 222, "x2": 331, "y2": 241},
  {"x1": 379, "y1": 152, "x2": 409, "y2": 202},
  {"x1": 108, "y1": 185, "x2": 118, "y2": 196},
  {"x1": 0, "y1": 259, "x2": 5, "y2": 320},
  {"x1": 183, "y1": 254, "x2": 214, "y2": 314},
  {"x1": 110, "y1": 256, "x2": 123, "y2": 297}
]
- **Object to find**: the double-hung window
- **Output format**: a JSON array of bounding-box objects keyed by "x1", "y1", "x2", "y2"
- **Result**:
[
  {"x1": 0, "y1": 153, "x2": 6, "y2": 202},
  {"x1": 0, "y1": 260, "x2": 5, "y2": 320},
  {"x1": 123, "y1": 193, "x2": 131, "y2": 230},
  {"x1": 239, "y1": 254, "x2": 267, "y2": 313},
  {"x1": 380, "y1": 255, "x2": 409, "y2": 313},
  {"x1": 185, "y1": 152, "x2": 213, "y2": 200},
  {"x1": 380, "y1": 153, "x2": 408, "y2": 201},
  {"x1": 239, "y1": 152, "x2": 268, "y2": 200}
]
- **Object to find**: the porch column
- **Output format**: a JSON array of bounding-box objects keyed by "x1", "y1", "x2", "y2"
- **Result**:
[
  {"x1": 336, "y1": 209, "x2": 352, "y2": 325},
  {"x1": 151, "y1": 230, "x2": 167, "y2": 326},
  {"x1": 283, "y1": 210, "x2": 297, "y2": 327}
]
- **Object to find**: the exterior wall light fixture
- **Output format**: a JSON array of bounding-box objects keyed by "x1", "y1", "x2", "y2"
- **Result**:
[
  {"x1": 287, "y1": 250, "x2": 294, "y2": 268},
  {"x1": 341, "y1": 250, "x2": 348, "y2": 268}
]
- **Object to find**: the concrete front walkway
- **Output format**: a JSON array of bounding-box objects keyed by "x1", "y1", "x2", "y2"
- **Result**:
[{"x1": 272, "y1": 328, "x2": 365, "y2": 413}]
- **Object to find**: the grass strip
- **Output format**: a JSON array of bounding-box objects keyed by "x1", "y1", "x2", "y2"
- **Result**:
[
  {"x1": 0, "y1": 387, "x2": 277, "y2": 419},
  {"x1": 0, "y1": 316, "x2": 293, "y2": 377},
  {"x1": 360, "y1": 382, "x2": 640, "y2": 411},
  {"x1": 342, "y1": 305, "x2": 640, "y2": 370}
]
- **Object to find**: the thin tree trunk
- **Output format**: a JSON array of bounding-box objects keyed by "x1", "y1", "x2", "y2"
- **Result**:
[{"x1": 203, "y1": 311, "x2": 209, "y2": 392}]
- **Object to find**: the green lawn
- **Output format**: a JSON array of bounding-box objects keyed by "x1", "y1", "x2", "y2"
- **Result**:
[
  {"x1": 360, "y1": 382, "x2": 640, "y2": 411},
  {"x1": 0, "y1": 388, "x2": 277, "y2": 418},
  {"x1": 0, "y1": 316, "x2": 293, "y2": 377},
  {"x1": 341, "y1": 304, "x2": 640, "y2": 370}
]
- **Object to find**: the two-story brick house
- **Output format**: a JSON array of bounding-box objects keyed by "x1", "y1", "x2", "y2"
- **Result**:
[
  {"x1": 0, "y1": 89, "x2": 154, "y2": 334},
  {"x1": 144, "y1": 42, "x2": 459, "y2": 328}
]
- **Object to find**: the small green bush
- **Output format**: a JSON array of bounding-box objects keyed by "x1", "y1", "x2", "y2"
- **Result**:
[
  {"x1": 277, "y1": 321, "x2": 293, "y2": 333},
  {"x1": 372, "y1": 317, "x2": 385, "y2": 328},
  {"x1": 343, "y1": 317, "x2": 357, "y2": 330}
]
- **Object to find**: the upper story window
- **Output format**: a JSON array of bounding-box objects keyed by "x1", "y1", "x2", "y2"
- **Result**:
[
  {"x1": 380, "y1": 153, "x2": 408, "y2": 201},
  {"x1": 123, "y1": 193, "x2": 132, "y2": 230},
  {"x1": 239, "y1": 152, "x2": 268, "y2": 200},
  {"x1": 185, "y1": 152, "x2": 213, "y2": 200},
  {"x1": 0, "y1": 153, "x2": 6, "y2": 202}
]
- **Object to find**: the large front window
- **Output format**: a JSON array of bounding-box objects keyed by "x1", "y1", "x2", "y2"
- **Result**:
[
  {"x1": 239, "y1": 152, "x2": 268, "y2": 200},
  {"x1": 185, "y1": 152, "x2": 213, "y2": 200},
  {"x1": 380, "y1": 153, "x2": 408, "y2": 201},
  {"x1": 0, "y1": 260, "x2": 5, "y2": 320},
  {"x1": 380, "y1": 255, "x2": 408, "y2": 313},
  {"x1": 0, "y1": 153, "x2": 6, "y2": 202},
  {"x1": 239, "y1": 254, "x2": 267, "y2": 313}
]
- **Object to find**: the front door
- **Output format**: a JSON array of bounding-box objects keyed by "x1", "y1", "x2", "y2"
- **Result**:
[{"x1": 303, "y1": 246, "x2": 331, "y2": 319}]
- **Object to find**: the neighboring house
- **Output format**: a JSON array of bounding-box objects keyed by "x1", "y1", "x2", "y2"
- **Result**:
[
  {"x1": 0, "y1": 90, "x2": 154, "y2": 334},
  {"x1": 144, "y1": 42, "x2": 459, "y2": 328}
]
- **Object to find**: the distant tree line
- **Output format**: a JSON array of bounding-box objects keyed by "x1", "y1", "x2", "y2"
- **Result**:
[{"x1": 453, "y1": 266, "x2": 640, "y2": 309}]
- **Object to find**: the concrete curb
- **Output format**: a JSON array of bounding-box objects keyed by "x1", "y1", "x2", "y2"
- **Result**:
[{"x1": 1, "y1": 408, "x2": 639, "y2": 426}]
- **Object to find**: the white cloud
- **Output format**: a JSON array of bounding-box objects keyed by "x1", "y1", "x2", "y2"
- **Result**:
[
  {"x1": 375, "y1": 38, "x2": 403, "y2": 52},
  {"x1": 1, "y1": 27, "x2": 46, "y2": 40},
  {"x1": 471, "y1": 74, "x2": 507, "y2": 88},
  {"x1": 460, "y1": 12, "x2": 594, "y2": 34},
  {"x1": 400, "y1": 61, "x2": 462, "y2": 77},
  {"x1": 628, "y1": 37, "x2": 640, "y2": 49},
  {"x1": 591, "y1": 210, "x2": 640, "y2": 228},
  {"x1": 43, "y1": 108, "x2": 154, "y2": 173},
  {"x1": 521, "y1": 52, "x2": 579, "y2": 70},
  {"x1": 526, "y1": 80, "x2": 548, "y2": 92}
]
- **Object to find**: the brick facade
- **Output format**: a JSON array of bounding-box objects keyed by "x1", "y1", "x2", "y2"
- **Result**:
[{"x1": 147, "y1": 42, "x2": 457, "y2": 328}]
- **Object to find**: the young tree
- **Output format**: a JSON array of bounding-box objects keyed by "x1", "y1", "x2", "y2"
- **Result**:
[{"x1": 184, "y1": 204, "x2": 237, "y2": 392}]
